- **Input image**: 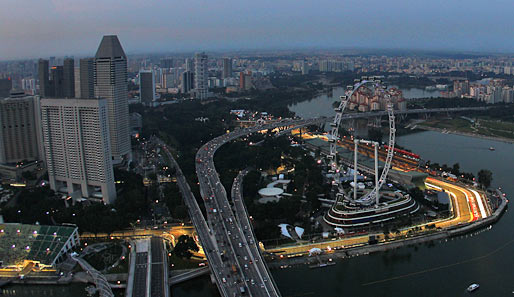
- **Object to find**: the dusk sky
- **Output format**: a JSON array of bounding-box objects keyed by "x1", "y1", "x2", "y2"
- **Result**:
[{"x1": 2, "y1": 0, "x2": 514, "y2": 60}]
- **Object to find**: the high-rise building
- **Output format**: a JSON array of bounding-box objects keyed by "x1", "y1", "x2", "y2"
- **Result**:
[
  {"x1": 38, "y1": 59, "x2": 50, "y2": 97},
  {"x1": 63, "y1": 58, "x2": 75, "y2": 98},
  {"x1": 239, "y1": 71, "x2": 253, "y2": 91},
  {"x1": 0, "y1": 95, "x2": 42, "y2": 165},
  {"x1": 74, "y1": 67, "x2": 81, "y2": 98},
  {"x1": 79, "y1": 58, "x2": 94, "y2": 99},
  {"x1": 139, "y1": 70, "x2": 156, "y2": 105},
  {"x1": 0, "y1": 78, "x2": 12, "y2": 98},
  {"x1": 40, "y1": 98, "x2": 116, "y2": 204},
  {"x1": 181, "y1": 71, "x2": 194, "y2": 94},
  {"x1": 94, "y1": 35, "x2": 131, "y2": 163},
  {"x1": 194, "y1": 52, "x2": 208, "y2": 99},
  {"x1": 21, "y1": 78, "x2": 37, "y2": 94},
  {"x1": 50, "y1": 66, "x2": 64, "y2": 98},
  {"x1": 222, "y1": 58, "x2": 232, "y2": 79},
  {"x1": 185, "y1": 58, "x2": 194, "y2": 72},
  {"x1": 160, "y1": 58, "x2": 173, "y2": 69}
]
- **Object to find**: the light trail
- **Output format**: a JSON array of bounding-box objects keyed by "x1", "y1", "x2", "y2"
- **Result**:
[{"x1": 470, "y1": 188, "x2": 488, "y2": 219}]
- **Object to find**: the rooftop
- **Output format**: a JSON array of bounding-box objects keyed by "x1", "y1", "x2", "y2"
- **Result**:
[{"x1": 0, "y1": 223, "x2": 77, "y2": 267}]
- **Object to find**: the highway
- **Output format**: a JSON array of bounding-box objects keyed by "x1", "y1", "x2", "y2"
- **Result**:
[
  {"x1": 157, "y1": 138, "x2": 232, "y2": 297},
  {"x1": 195, "y1": 118, "x2": 327, "y2": 297},
  {"x1": 231, "y1": 169, "x2": 282, "y2": 292}
]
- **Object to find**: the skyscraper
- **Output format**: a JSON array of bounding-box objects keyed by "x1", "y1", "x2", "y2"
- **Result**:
[
  {"x1": 94, "y1": 35, "x2": 131, "y2": 163},
  {"x1": 222, "y1": 58, "x2": 232, "y2": 79},
  {"x1": 139, "y1": 70, "x2": 156, "y2": 105},
  {"x1": 0, "y1": 95, "x2": 41, "y2": 165},
  {"x1": 40, "y1": 98, "x2": 116, "y2": 204},
  {"x1": 79, "y1": 58, "x2": 94, "y2": 98},
  {"x1": 63, "y1": 58, "x2": 75, "y2": 98},
  {"x1": 0, "y1": 78, "x2": 12, "y2": 98},
  {"x1": 160, "y1": 58, "x2": 173, "y2": 69},
  {"x1": 194, "y1": 52, "x2": 208, "y2": 99},
  {"x1": 38, "y1": 59, "x2": 50, "y2": 97},
  {"x1": 50, "y1": 66, "x2": 64, "y2": 98},
  {"x1": 185, "y1": 58, "x2": 194, "y2": 72},
  {"x1": 181, "y1": 71, "x2": 194, "y2": 94}
]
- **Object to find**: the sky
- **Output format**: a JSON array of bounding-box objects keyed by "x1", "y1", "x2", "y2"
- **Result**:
[{"x1": 1, "y1": 0, "x2": 514, "y2": 60}]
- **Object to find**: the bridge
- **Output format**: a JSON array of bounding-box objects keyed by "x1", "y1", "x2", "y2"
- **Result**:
[
  {"x1": 168, "y1": 267, "x2": 210, "y2": 286},
  {"x1": 71, "y1": 255, "x2": 114, "y2": 297}
]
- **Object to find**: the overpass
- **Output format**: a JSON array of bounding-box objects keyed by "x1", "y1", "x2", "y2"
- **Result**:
[
  {"x1": 157, "y1": 138, "x2": 233, "y2": 297},
  {"x1": 168, "y1": 267, "x2": 210, "y2": 286}
]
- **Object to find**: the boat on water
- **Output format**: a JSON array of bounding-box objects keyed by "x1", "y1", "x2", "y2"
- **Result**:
[
  {"x1": 489, "y1": 147, "x2": 495, "y2": 151},
  {"x1": 467, "y1": 283, "x2": 480, "y2": 292}
]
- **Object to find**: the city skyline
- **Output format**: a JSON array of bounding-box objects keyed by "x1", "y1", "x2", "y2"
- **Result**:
[{"x1": 2, "y1": 0, "x2": 514, "y2": 60}]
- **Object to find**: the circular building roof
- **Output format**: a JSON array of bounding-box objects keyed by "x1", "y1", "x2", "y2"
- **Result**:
[{"x1": 258, "y1": 187, "x2": 284, "y2": 197}]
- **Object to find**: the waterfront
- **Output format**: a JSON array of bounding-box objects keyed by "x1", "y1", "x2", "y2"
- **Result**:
[
  {"x1": 172, "y1": 130, "x2": 513, "y2": 297},
  {"x1": 288, "y1": 86, "x2": 441, "y2": 119}
]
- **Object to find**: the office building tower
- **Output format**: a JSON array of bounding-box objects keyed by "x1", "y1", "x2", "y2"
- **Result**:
[
  {"x1": 185, "y1": 58, "x2": 194, "y2": 72},
  {"x1": 0, "y1": 95, "x2": 41, "y2": 165},
  {"x1": 50, "y1": 66, "x2": 64, "y2": 98},
  {"x1": 181, "y1": 71, "x2": 194, "y2": 94},
  {"x1": 0, "y1": 78, "x2": 12, "y2": 98},
  {"x1": 222, "y1": 58, "x2": 232, "y2": 79},
  {"x1": 139, "y1": 70, "x2": 156, "y2": 105},
  {"x1": 63, "y1": 58, "x2": 75, "y2": 98},
  {"x1": 74, "y1": 67, "x2": 81, "y2": 98},
  {"x1": 38, "y1": 59, "x2": 51, "y2": 97},
  {"x1": 94, "y1": 35, "x2": 131, "y2": 163},
  {"x1": 21, "y1": 78, "x2": 37, "y2": 94},
  {"x1": 49, "y1": 57, "x2": 56, "y2": 67},
  {"x1": 40, "y1": 98, "x2": 116, "y2": 204},
  {"x1": 194, "y1": 52, "x2": 208, "y2": 99},
  {"x1": 239, "y1": 71, "x2": 253, "y2": 91},
  {"x1": 160, "y1": 58, "x2": 173, "y2": 69},
  {"x1": 79, "y1": 58, "x2": 95, "y2": 99}
]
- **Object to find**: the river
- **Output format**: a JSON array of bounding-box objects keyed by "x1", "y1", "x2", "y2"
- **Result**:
[{"x1": 288, "y1": 86, "x2": 441, "y2": 119}]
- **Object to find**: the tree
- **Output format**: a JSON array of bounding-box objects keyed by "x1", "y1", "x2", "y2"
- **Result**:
[
  {"x1": 451, "y1": 163, "x2": 460, "y2": 175},
  {"x1": 173, "y1": 235, "x2": 199, "y2": 259},
  {"x1": 477, "y1": 169, "x2": 493, "y2": 188}
]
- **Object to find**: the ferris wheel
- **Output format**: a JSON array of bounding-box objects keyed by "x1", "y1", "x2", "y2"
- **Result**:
[{"x1": 328, "y1": 77, "x2": 396, "y2": 206}]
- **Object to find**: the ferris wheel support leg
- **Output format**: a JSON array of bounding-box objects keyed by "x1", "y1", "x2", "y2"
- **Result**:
[
  {"x1": 374, "y1": 143, "x2": 379, "y2": 206},
  {"x1": 354, "y1": 139, "x2": 358, "y2": 201}
]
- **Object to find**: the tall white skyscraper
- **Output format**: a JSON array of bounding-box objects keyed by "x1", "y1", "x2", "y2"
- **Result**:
[
  {"x1": 194, "y1": 52, "x2": 208, "y2": 99},
  {"x1": 40, "y1": 98, "x2": 116, "y2": 204},
  {"x1": 94, "y1": 35, "x2": 131, "y2": 163}
]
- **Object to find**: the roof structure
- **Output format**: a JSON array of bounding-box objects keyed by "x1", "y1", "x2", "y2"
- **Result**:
[
  {"x1": 0, "y1": 223, "x2": 77, "y2": 267},
  {"x1": 95, "y1": 35, "x2": 126, "y2": 59}
]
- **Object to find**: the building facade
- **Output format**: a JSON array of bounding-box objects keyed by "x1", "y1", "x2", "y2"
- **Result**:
[
  {"x1": 38, "y1": 59, "x2": 50, "y2": 97},
  {"x1": 0, "y1": 95, "x2": 42, "y2": 165},
  {"x1": 139, "y1": 70, "x2": 156, "y2": 105},
  {"x1": 40, "y1": 98, "x2": 116, "y2": 203},
  {"x1": 94, "y1": 35, "x2": 131, "y2": 163},
  {"x1": 79, "y1": 58, "x2": 95, "y2": 99},
  {"x1": 181, "y1": 71, "x2": 194, "y2": 94},
  {"x1": 222, "y1": 58, "x2": 232, "y2": 79},
  {"x1": 0, "y1": 78, "x2": 12, "y2": 98},
  {"x1": 63, "y1": 58, "x2": 75, "y2": 98},
  {"x1": 194, "y1": 52, "x2": 208, "y2": 99}
]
